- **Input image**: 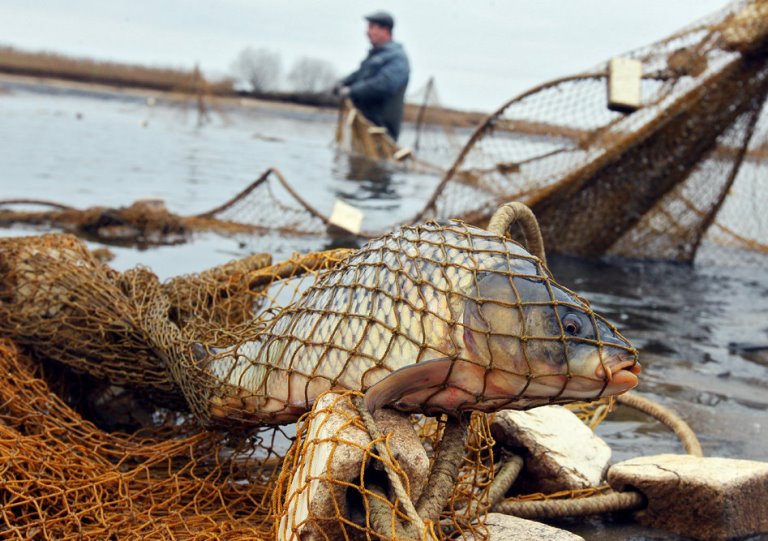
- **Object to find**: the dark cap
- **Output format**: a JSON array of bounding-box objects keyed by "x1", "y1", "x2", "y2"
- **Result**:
[{"x1": 364, "y1": 10, "x2": 394, "y2": 30}]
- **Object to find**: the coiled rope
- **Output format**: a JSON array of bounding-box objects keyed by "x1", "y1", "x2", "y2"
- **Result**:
[{"x1": 487, "y1": 201, "x2": 547, "y2": 265}]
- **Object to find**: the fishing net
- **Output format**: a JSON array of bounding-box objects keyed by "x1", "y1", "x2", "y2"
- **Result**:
[
  {"x1": 0, "y1": 339, "x2": 283, "y2": 540},
  {"x1": 0, "y1": 168, "x2": 332, "y2": 247},
  {"x1": 0, "y1": 233, "x2": 350, "y2": 406},
  {"x1": 415, "y1": 0, "x2": 768, "y2": 264},
  {"x1": 2, "y1": 1, "x2": 767, "y2": 264},
  {"x1": 405, "y1": 77, "x2": 470, "y2": 164},
  {"x1": 0, "y1": 219, "x2": 637, "y2": 539},
  {"x1": 0, "y1": 233, "x2": 179, "y2": 400}
]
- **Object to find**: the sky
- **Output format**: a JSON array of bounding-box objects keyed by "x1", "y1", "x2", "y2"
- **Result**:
[{"x1": 0, "y1": 0, "x2": 729, "y2": 111}]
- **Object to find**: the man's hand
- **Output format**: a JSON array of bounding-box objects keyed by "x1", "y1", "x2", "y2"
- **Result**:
[{"x1": 332, "y1": 83, "x2": 350, "y2": 97}]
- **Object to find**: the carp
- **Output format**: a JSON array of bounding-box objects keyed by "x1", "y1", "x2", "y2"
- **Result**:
[{"x1": 200, "y1": 221, "x2": 639, "y2": 424}]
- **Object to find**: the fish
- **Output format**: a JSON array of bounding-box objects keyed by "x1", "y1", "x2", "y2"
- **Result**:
[{"x1": 199, "y1": 221, "x2": 639, "y2": 425}]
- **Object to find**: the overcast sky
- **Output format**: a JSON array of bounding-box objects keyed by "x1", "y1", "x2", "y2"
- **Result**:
[{"x1": 0, "y1": 0, "x2": 729, "y2": 110}]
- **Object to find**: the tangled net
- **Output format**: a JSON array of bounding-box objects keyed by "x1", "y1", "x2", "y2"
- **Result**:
[
  {"x1": 412, "y1": 0, "x2": 768, "y2": 264},
  {"x1": 0, "y1": 168, "x2": 332, "y2": 248},
  {"x1": 0, "y1": 340, "x2": 282, "y2": 539},
  {"x1": 0, "y1": 212, "x2": 645, "y2": 539}
]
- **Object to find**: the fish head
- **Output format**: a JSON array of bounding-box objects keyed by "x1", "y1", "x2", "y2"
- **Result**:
[{"x1": 462, "y1": 270, "x2": 640, "y2": 408}]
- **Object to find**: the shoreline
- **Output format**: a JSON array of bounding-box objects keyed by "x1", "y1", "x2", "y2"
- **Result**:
[
  {"x1": 0, "y1": 70, "x2": 492, "y2": 129},
  {"x1": 0, "y1": 71, "x2": 571, "y2": 137},
  {"x1": 0, "y1": 72, "x2": 338, "y2": 117}
]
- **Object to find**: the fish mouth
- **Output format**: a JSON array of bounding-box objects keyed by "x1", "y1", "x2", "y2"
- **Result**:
[{"x1": 597, "y1": 352, "x2": 641, "y2": 395}]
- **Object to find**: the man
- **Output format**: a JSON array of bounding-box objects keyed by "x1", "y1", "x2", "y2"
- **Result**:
[{"x1": 337, "y1": 11, "x2": 410, "y2": 141}]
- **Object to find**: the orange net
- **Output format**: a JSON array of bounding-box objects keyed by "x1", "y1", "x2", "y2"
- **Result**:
[
  {"x1": 0, "y1": 220, "x2": 640, "y2": 539},
  {"x1": 0, "y1": 339, "x2": 280, "y2": 540}
]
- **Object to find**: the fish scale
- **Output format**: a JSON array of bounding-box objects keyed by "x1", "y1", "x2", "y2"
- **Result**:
[{"x1": 205, "y1": 221, "x2": 638, "y2": 424}]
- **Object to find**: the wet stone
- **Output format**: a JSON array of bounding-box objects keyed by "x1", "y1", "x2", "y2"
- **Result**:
[
  {"x1": 608, "y1": 453, "x2": 768, "y2": 541},
  {"x1": 466, "y1": 513, "x2": 585, "y2": 540},
  {"x1": 491, "y1": 405, "x2": 612, "y2": 493},
  {"x1": 277, "y1": 392, "x2": 429, "y2": 541}
]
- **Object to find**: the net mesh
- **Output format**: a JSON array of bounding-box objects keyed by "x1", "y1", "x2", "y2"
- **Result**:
[
  {"x1": 415, "y1": 0, "x2": 768, "y2": 264},
  {"x1": 0, "y1": 222, "x2": 636, "y2": 539},
  {"x1": 0, "y1": 339, "x2": 282, "y2": 540}
]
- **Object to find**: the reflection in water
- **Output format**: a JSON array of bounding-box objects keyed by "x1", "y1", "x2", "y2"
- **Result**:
[
  {"x1": 322, "y1": 231, "x2": 363, "y2": 252},
  {"x1": 333, "y1": 152, "x2": 399, "y2": 201}
]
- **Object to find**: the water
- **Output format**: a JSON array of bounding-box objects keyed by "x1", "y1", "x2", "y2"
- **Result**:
[{"x1": 2, "y1": 77, "x2": 767, "y2": 540}]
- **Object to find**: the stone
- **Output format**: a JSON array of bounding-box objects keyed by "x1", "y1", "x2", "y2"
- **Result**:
[
  {"x1": 466, "y1": 513, "x2": 585, "y2": 540},
  {"x1": 277, "y1": 392, "x2": 430, "y2": 541},
  {"x1": 608, "y1": 453, "x2": 768, "y2": 541},
  {"x1": 491, "y1": 405, "x2": 612, "y2": 493}
]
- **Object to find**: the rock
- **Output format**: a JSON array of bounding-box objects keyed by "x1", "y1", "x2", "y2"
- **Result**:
[
  {"x1": 466, "y1": 513, "x2": 585, "y2": 540},
  {"x1": 608, "y1": 453, "x2": 768, "y2": 541},
  {"x1": 277, "y1": 392, "x2": 429, "y2": 541},
  {"x1": 491, "y1": 405, "x2": 612, "y2": 493}
]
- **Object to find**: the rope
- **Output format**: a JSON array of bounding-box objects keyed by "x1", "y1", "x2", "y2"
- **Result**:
[
  {"x1": 463, "y1": 453, "x2": 524, "y2": 517},
  {"x1": 0, "y1": 198, "x2": 76, "y2": 210},
  {"x1": 353, "y1": 399, "x2": 472, "y2": 540},
  {"x1": 487, "y1": 454, "x2": 524, "y2": 507},
  {"x1": 617, "y1": 392, "x2": 704, "y2": 457},
  {"x1": 415, "y1": 416, "x2": 469, "y2": 523},
  {"x1": 353, "y1": 396, "x2": 427, "y2": 537},
  {"x1": 494, "y1": 490, "x2": 645, "y2": 518},
  {"x1": 486, "y1": 202, "x2": 547, "y2": 264}
]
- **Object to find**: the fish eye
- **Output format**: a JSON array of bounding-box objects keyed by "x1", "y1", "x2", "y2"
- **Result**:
[{"x1": 562, "y1": 313, "x2": 583, "y2": 336}]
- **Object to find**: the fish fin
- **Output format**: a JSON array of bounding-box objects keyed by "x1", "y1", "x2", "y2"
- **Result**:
[{"x1": 364, "y1": 358, "x2": 455, "y2": 413}]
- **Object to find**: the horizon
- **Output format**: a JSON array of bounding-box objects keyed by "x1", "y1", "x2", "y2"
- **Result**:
[{"x1": 1, "y1": 0, "x2": 728, "y2": 111}]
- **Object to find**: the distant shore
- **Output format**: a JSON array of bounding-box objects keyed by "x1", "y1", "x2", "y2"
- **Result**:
[
  {"x1": 0, "y1": 46, "x2": 494, "y2": 128},
  {"x1": 2, "y1": 46, "x2": 618, "y2": 142}
]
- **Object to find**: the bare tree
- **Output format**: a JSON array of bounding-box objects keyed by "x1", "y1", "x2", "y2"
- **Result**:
[
  {"x1": 287, "y1": 57, "x2": 338, "y2": 93},
  {"x1": 231, "y1": 47, "x2": 282, "y2": 92}
]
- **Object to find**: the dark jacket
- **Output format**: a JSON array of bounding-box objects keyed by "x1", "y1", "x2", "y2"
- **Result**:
[{"x1": 342, "y1": 41, "x2": 410, "y2": 140}]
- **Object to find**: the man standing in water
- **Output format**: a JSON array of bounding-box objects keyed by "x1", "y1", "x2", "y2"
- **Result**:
[{"x1": 336, "y1": 11, "x2": 410, "y2": 141}]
